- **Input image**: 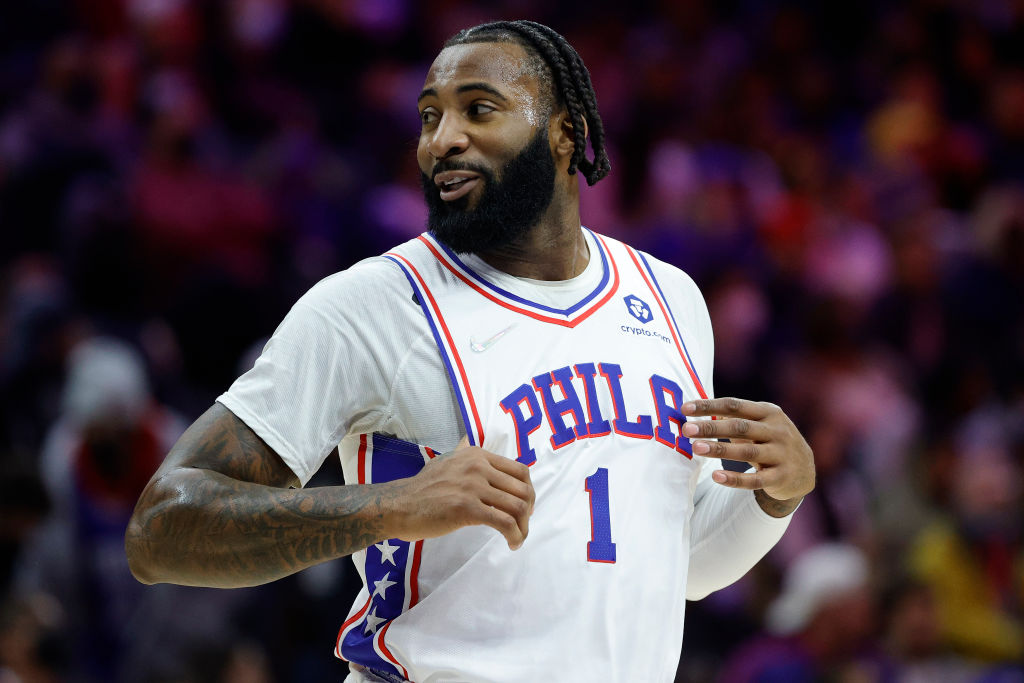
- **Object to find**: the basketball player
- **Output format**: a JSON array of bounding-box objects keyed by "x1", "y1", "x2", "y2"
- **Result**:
[{"x1": 126, "y1": 21, "x2": 815, "y2": 682}]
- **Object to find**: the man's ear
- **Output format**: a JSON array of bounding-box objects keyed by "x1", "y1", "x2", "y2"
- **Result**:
[{"x1": 551, "y1": 109, "x2": 587, "y2": 159}]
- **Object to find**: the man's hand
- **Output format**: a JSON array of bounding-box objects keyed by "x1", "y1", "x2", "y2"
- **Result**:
[
  {"x1": 387, "y1": 438, "x2": 535, "y2": 550},
  {"x1": 681, "y1": 398, "x2": 814, "y2": 518}
]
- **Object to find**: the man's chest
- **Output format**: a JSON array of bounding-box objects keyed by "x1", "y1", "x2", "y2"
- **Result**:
[{"x1": 430, "y1": 287, "x2": 704, "y2": 468}]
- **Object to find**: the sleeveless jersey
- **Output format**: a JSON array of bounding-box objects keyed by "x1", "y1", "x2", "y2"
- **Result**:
[{"x1": 334, "y1": 230, "x2": 710, "y2": 682}]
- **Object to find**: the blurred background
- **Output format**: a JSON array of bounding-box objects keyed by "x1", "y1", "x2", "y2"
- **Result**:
[{"x1": 0, "y1": 0, "x2": 1022, "y2": 681}]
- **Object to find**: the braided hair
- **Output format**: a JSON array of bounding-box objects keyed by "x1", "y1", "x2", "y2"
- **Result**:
[{"x1": 443, "y1": 20, "x2": 611, "y2": 186}]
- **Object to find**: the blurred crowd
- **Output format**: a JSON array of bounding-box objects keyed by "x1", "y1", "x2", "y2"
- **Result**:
[{"x1": 0, "y1": 0, "x2": 1022, "y2": 681}]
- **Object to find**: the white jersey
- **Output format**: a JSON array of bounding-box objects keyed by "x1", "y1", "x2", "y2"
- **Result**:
[
  {"x1": 335, "y1": 230, "x2": 707, "y2": 682},
  {"x1": 218, "y1": 228, "x2": 793, "y2": 683}
]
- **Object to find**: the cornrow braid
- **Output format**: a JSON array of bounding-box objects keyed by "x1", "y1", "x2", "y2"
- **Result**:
[{"x1": 444, "y1": 20, "x2": 611, "y2": 186}]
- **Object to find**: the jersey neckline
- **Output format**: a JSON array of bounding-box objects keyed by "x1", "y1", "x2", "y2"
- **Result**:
[{"x1": 418, "y1": 227, "x2": 617, "y2": 322}]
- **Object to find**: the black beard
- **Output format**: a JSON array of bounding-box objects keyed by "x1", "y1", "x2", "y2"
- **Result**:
[{"x1": 421, "y1": 127, "x2": 556, "y2": 254}]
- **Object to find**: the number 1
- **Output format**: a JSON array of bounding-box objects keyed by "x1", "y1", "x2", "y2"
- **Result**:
[{"x1": 585, "y1": 467, "x2": 616, "y2": 563}]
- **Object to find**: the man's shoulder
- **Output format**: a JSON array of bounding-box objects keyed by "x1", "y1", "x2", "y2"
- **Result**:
[
  {"x1": 295, "y1": 253, "x2": 414, "y2": 319},
  {"x1": 304, "y1": 233, "x2": 439, "y2": 296},
  {"x1": 313, "y1": 254, "x2": 404, "y2": 288}
]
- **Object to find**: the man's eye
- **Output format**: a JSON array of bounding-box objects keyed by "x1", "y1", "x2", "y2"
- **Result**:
[
  {"x1": 420, "y1": 110, "x2": 438, "y2": 125},
  {"x1": 468, "y1": 103, "x2": 495, "y2": 117}
]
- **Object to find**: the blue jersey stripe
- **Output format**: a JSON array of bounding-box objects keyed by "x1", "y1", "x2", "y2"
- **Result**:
[
  {"x1": 636, "y1": 251, "x2": 705, "y2": 392},
  {"x1": 383, "y1": 254, "x2": 477, "y2": 446},
  {"x1": 428, "y1": 227, "x2": 611, "y2": 316},
  {"x1": 369, "y1": 433, "x2": 428, "y2": 482}
]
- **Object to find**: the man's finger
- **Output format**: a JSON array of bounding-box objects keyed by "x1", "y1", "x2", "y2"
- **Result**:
[
  {"x1": 682, "y1": 398, "x2": 775, "y2": 420},
  {"x1": 691, "y1": 439, "x2": 766, "y2": 463},
  {"x1": 486, "y1": 470, "x2": 534, "y2": 504},
  {"x1": 709, "y1": 468, "x2": 766, "y2": 490},
  {"x1": 682, "y1": 417, "x2": 772, "y2": 442},
  {"x1": 477, "y1": 503, "x2": 526, "y2": 550},
  {"x1": 480, "y1": 488, "x2": 530, "y2": 540},
  {"x1": 486, "y1": 452, "x2": 532, "y2": 483},
  {"x1": 483, "y1": 464, "x2": 535, "y2": 515}
]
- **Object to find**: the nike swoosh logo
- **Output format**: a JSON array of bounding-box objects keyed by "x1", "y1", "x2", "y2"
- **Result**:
[{"x1": 470, "y1": 324, "x2": 516, "y2": 352}]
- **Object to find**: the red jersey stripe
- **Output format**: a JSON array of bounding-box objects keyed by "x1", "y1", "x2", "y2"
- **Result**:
[
  {"x1": 335, "y1": 595, "x2": 371, "y2": 660},
  {"x1": 417, "y1": 235, "x2": 621, "y2": 329},
  {"x1": 388, "y1": 252, "x2": 485, "y2": 445},
  {"x1": 624, "y1": 246, "x2": 708, "y2": 400},
  {"x1": 376, "y1": 621, "x2": 412, "y2": 681}
]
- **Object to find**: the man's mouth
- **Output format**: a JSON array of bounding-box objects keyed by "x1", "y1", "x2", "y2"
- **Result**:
[{"x1": 434, "y1": 171, "x2": 482, "y2": 202}]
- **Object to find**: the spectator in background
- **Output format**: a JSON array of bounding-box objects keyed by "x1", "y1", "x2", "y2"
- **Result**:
[
  {"x1": 908, "y1": 428, "x2": 1024, "y2": 664},
  {"x1": 879, "y1": 577, "x2": 978, "y2": 683},
  {"x1": 37, "y1": 336, "x2": 178, "y2": 508},
  {"x1": 14, "y1": 337, "x2": 178, "y2": 679},
  {"x1": 13, "y1": 338, "x2": 246, "y2": 682},
  {"x1": 718, "y1": 543, "x2": 882, "y2": 683},
  {"x1": 0, "y1": 593, "x2": 65, "y2": 683}
]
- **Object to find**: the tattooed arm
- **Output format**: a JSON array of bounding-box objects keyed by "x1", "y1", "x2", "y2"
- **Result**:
[
  {"x1": 125, "y1": 403, "x2": 535, "y2": 588},
  {"x1": 125, "y1": 404, "x2": 386, "y2": 587}
]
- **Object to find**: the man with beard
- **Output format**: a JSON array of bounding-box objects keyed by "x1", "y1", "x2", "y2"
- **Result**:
[{"x1": 126, "y1": 20, "x2": 815, "y2": 682}]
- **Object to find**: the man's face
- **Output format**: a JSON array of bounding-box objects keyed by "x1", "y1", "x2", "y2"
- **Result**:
[{"x1": 417, "y1": 42, "x2": 557, "y2": 254}]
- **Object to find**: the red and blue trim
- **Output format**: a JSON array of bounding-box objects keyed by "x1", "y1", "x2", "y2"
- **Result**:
[
  {"x1": 417, "y1": 230, "x2": 621, "y2": 328},
  {"x1": 336, "y1": 434, "x2": 438, "y2": 681},
  {"x1": 425, "y1": 228, "x2": 612, "y2": 316},
  {"x1": 383, "y1": 252, "x2": 485, "y2": 446},
  {"x1": 625, "y1": 246, "x2": 708, "y2": 399}
]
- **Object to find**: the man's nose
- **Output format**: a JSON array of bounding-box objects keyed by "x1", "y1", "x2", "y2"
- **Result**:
[{"x1": 426, "y1": 112, "x2": 469, "y2": 160}]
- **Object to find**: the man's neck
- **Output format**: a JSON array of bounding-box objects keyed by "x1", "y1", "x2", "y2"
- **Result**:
[{"x1": 475, "y1": 199, "x2": 588, "y2": 281}]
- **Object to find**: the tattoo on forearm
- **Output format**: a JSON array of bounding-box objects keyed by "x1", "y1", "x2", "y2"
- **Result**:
[
  {"x1": 754, "y1": 489, "x2": 800, "y2": 518},
  {"x1": 128, "y1": 405, "x2": 387, "y2": 587}
]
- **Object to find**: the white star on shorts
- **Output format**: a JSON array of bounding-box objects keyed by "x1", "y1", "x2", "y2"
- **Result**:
[
  {"x1": 364, "y1": 606, "x2": 386, "y2": 634},
  {"x1": 372, "y1": 571, "x2": 397, "y2": 600},
  {"x1": 375, "y1": 539, "x2": 399, "y2": 566}
]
